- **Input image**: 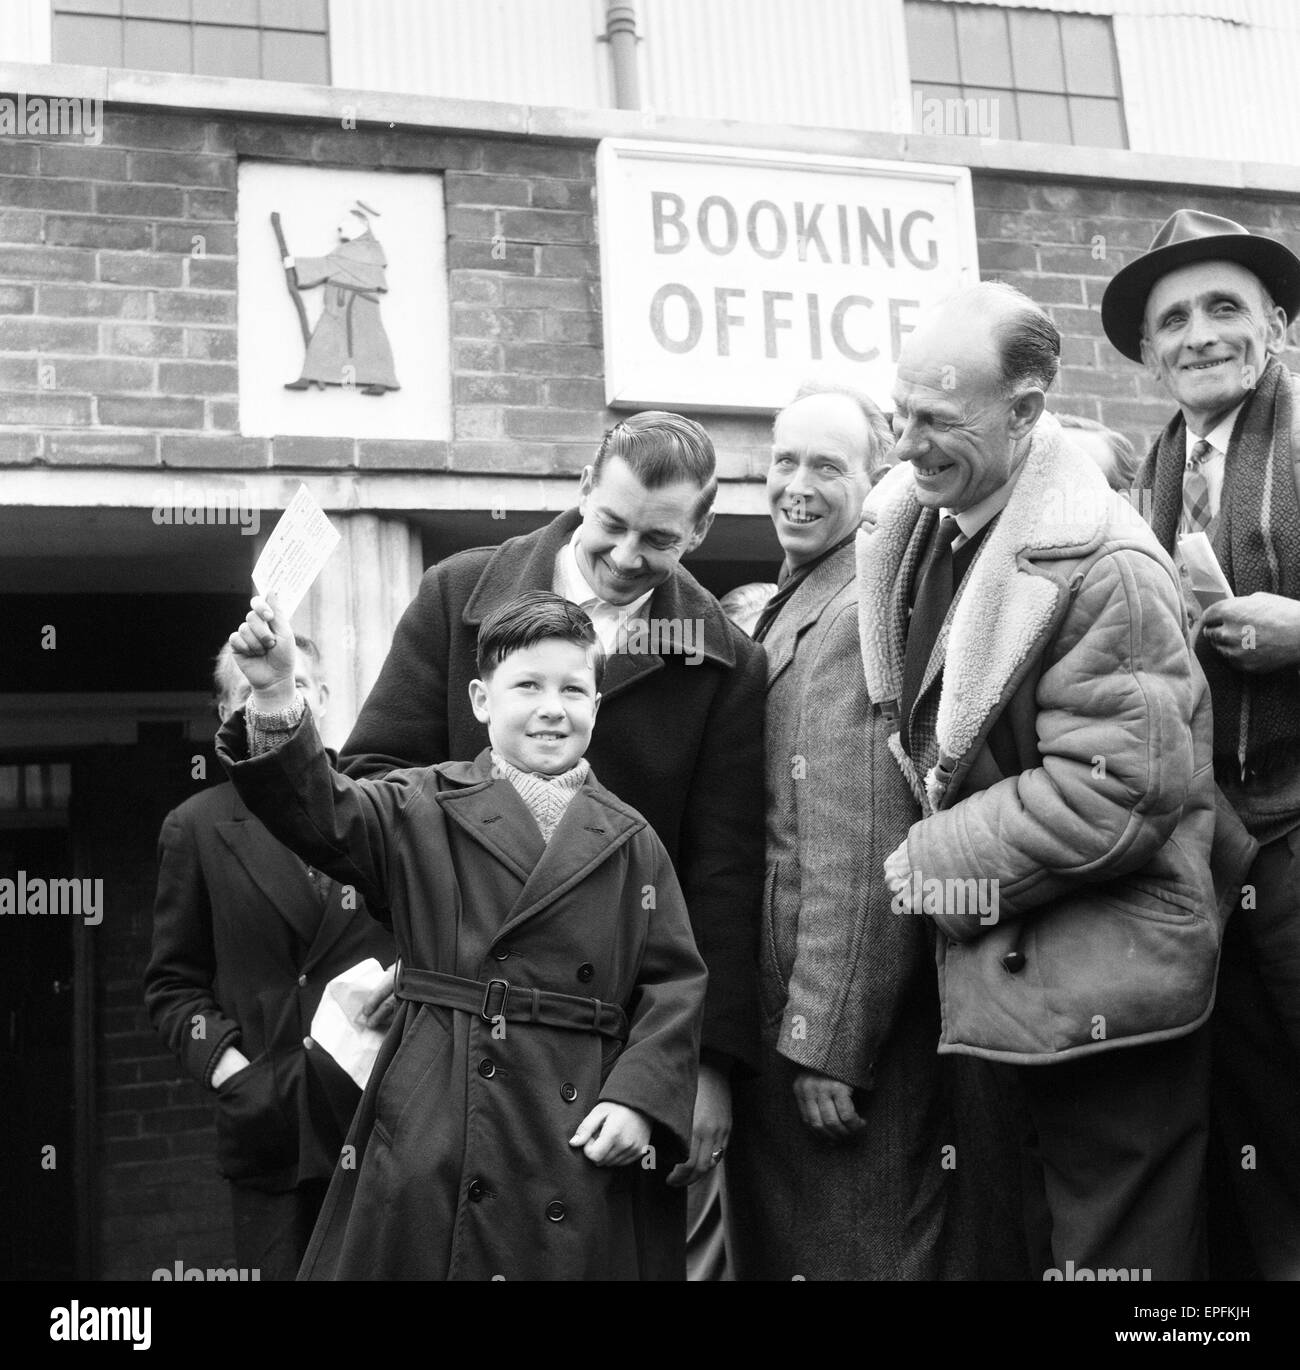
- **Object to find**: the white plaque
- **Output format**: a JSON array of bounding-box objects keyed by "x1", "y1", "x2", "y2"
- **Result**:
[{"x1": 597, "y1": 139, "x2": 979, "y2": 413}]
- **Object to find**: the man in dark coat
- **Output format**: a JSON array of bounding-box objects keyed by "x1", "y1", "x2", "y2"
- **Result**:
[
  {"x1": 340, "y1": 412, "x2": 766, "y2": 1242},
  {"x1": 1102, "y1": 210, "x2": 1300, "y2": 1279},
  {"x1": 144, "y1": 638, "x2": 394, "y2": 1279}
]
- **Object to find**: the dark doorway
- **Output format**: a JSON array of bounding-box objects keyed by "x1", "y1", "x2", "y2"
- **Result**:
[{"x1": 0, "y1": 811, "x2": 77, "y2": 1279}]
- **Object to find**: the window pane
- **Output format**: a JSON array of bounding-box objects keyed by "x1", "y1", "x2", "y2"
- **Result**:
[
  {"x1": 1017, "y1": 92, "x2": 1072, "y2": 145},
  {"x1": 964, "y1": 85, "x2": 1017, "y2": 140},
  {"x1": 260, "y1": 0, "x2": 328, "y2": 31},
  {"x1": 1062, "y1": 14, "x2": 1117, "y2": 96},
  {"x1": 53, "y1": 12, "x2": 125, "y2": 64},
  {"x1": 193, "y1": 22, "x2": 260, "y2": 75},
  {"x1": 911, "y1": 83, "x2": 962, "y2": 133},
  {"x1": 194, "y1": 0, "x2": 259, "y2": 24},
  {"x1": 905, "y1": 1, "x2": 959, "y2": 84},
  {"x1": 261, "y1": 29, "x2": 329, "y2": 82},
  {"x1": 1009, "y1": 8, "x2": 1064, "y2": 92},
  {"x1": 123, "y1": 17, "x2": 191, "y2": 71},
  {"x1": 124, "y1": 0, "x2": 189, "y2": 19},
  {"x1": 1070, "y1": 95, "x2": 1125, "y2": 148},
  {"x1": 955, "y1": 4, "x2": 1012, "y2": 87}
]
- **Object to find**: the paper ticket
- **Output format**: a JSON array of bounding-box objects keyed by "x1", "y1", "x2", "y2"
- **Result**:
[
  {"x1": 309, "y1": 958, "x2": 391, "y2": 1090},
  {"x1": 252, "y1": 483, "x2": 340, "y2": 618},
  {"x1": 1176, "y1": 531, "x2": 1233, "y2": 613}
]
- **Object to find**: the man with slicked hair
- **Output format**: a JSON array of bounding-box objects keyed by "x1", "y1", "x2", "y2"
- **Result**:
[
  {"x1": 340, "y1": 410, "x2": 765, "y2": 1278},
  {"x1": 863, "y1": 281, "x2": 1235, "y2": 1279}
]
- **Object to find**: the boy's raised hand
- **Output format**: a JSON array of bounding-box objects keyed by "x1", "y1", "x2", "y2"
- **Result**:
[
  {"x1": 229, "y1": 593, "x2": 296, "y2": 703},
  {"x1": 569, "y1": 1101, "x2": 651, "y2": 1167}
]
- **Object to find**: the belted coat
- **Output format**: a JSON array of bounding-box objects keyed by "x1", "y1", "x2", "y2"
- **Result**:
[{"x1": 217, "y1": 709, "x2": 706, "y2": 1281}]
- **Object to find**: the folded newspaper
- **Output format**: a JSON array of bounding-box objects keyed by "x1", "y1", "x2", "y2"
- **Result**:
[
  {"x1": 309, "y1": 958, "x2": 391, "y2": 1089},
  {"x1": 1176, "y1": 531, "x2": 1233, "y2": 613}
]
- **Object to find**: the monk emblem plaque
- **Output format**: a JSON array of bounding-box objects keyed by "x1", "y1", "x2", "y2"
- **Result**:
[
  {"x1": 274, "y1": 201, "x2": 400, "y2": 396},
  {"x1": 237, "y1": 161, "x2": 449, "y2": 441}
]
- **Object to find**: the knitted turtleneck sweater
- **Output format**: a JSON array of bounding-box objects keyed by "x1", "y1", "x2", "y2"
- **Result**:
[{"x1": 491, "y1": 751, "x2": 590, "y2": 842}]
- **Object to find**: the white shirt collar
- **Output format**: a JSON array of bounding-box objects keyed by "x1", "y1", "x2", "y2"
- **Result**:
[
  {"x1": 1186, "y1": 403, "x2": 1244, "y2": 460},
  {"x1": 944, "y1": 457, "x2": 1026, "y2": 544}
]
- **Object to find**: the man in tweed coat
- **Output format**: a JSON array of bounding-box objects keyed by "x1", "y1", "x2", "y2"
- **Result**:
[{"x1": 726, "y1": 383, "x2": 967, "y2": 1279}]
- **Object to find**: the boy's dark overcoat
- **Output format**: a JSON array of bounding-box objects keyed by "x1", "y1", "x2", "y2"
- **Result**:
[{"x1": 218, "y1": 712, "x2": 706, "y2": 1281}]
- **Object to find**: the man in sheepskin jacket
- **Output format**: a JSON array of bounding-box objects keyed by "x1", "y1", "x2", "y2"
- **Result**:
[{"x1": 861, "y1": 281, "x2": 1251, "y2": 1281}]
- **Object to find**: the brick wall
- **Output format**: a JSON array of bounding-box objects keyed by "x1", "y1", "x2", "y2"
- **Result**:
[{"x1": 971, "y1": 177, "x2": 1300, "y2": 451}]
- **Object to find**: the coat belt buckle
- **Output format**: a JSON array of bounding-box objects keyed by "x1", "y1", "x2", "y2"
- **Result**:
[{"x1": 480, "y1": 979, "x2": 510, "y2": 1022}]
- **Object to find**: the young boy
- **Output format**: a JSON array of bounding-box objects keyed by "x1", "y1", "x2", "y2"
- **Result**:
[{"x1": 218, "y1": 589, "x2": 706, "y2": 1281}]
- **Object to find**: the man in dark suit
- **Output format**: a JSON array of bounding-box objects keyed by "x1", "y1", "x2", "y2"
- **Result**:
[
  {"x1": 145, "y1": 637, "x2": 394, "y2": 1280},
  {"x1": 339, "y1": 411, "x2": 765, "y2": 1252}
]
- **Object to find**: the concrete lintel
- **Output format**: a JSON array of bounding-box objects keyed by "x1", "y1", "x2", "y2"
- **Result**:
[
  {"x1": 0, "y1": 466, "x2": 771, "y2": 516},
  {"x1": 3, "y1": 60, "x2": 1300, "y2": 198}
]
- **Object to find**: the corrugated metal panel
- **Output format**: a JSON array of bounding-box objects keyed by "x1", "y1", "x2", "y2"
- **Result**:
[
  {"x1": 637, "y1": 0, "x2": 909, "y2": 129},
  {"x1": 328, "y1": 0, "x2": 606, "y2": 106},
  {"x1": 1, "y1": 0, "x2": 53, "y2": 64},
  {"x1": 1115, "y1": 8, "x2": 1300, "y2": 162}
]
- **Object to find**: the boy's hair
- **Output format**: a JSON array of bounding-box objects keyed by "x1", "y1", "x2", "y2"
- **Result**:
[
  {"x1": 213, "y1": 633, "x2": 322, "y2": 704},
  {"x1": 592, "y1": 410, "x2": 718, "y2": 523},
  {"x1": 476, "y1": 592, "x2": 605, "y2": 690}
]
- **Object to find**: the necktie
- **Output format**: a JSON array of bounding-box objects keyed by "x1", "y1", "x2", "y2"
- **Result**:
[
  {"x1": 900, "y1": 514, "x2": 962, "y2": 757},
  {"x1": 1181, "y1": 439, "x2": 1213, "y2": 534}
]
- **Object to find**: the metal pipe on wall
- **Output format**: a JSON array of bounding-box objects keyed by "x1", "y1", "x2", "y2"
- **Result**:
[{"x1": 605, "y1": 0, "x2": 642, "y2": 109}]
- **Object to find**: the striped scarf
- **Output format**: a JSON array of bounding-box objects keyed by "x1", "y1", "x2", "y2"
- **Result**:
[
  {"x1": 491, "y1": 752, "x2": 590, "y2": 841},
  {"x1": 1136, "y1": 357, "x2": 1300, "y2": 781}
]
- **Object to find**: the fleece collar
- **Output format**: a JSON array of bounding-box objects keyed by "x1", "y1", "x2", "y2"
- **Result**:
[{"x1": 857, "y1": 413, "x2": 1120, "y2": 807}]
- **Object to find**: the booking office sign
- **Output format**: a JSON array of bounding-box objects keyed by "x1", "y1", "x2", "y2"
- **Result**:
[{"x1": 596, "y1": 140, "x2": 979, "y2": 412}]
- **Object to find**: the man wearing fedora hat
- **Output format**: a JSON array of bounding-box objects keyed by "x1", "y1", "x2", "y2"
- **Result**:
[{"x1": 1103, "y1": 209, "x2": 1300, "y2": 1280}]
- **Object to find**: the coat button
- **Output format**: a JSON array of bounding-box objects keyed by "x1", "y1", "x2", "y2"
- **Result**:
[
  {"x1": 576, "y1": 963, "x2": 594, "y2": 983},
  {"x1": 560, "y1": 1082, "x2": 577, "y2": 1103},
  {"x1": 493, "y1": 949, "x2": 510, "y2": 961},
  {"x1": 478, "y1": 1058, "x2": 495, "y2": 1079},
  {"x1": 545, "y1": 1200, "x2": 566, "y2": 1222},
  {"x1": 303, "y1": 1036, "x2": 314, "y2": 1050},
  {"x1": 467, "y1": 1179, "x2": 485, "y2": 1202},
  {"x1": 297, "y1": 974, "x2": 308, "y2": 988},
  {"x1": 1001, "y1": 951, "x2": 1027, "y2": 974}
]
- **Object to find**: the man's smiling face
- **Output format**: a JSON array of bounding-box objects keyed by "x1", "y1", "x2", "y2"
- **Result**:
[
  {"x1": 1141, "y1": 260, "x2": 1286, "y2": 434},
  {"x1": 575, "y1": 455, "x2": 712, "y2": 606},
  {"x1": 890, "y1": 308, "x2": 1027, "y2": 513},
  {"x1": 767, "y1": 392, "x2": 876, "y2": 568}
]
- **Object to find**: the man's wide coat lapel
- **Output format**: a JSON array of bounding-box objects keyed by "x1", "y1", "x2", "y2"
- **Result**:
[
  {"x1": 216, "y1": 794, "x2": 322, "y2": 949},
  {"x1": 762, "y1": 545, "x2": 856, "y2": 689}
]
